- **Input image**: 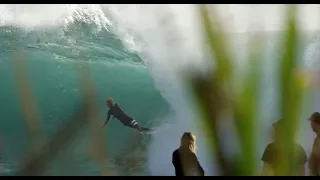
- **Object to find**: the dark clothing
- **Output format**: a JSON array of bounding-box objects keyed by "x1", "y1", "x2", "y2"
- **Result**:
[
  {"x1": 261, "y1": 141, "x2": 307, "y2": 174},
  {"x1": 172, "y1": 149, "x2": 204, "y2": 176},
  {"x1": 107, "y1": 103, "x2": 134, "y2": 126}
]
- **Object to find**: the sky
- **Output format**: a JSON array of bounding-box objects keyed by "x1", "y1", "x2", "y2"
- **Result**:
[
  {"x1": 1, "y1": 4, "x2": 319, "y2": 33},
  {"x1": 215, "y1": 4, "x2": 320, "y2": 33}
]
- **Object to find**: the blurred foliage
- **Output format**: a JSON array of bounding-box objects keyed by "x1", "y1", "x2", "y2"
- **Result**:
[{"x1": 189, "y1": 4, "x2": 309, "y2": 176}]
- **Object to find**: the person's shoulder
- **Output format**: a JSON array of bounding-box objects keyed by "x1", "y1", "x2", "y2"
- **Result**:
[
  {"x1": 261, "y1": 142, "x2": 276, "y2": 162},
  {"x1": 173, "y1": 149, "x2": 179, "y2": 156},
  {"x1": 262, "y1": 142, "x2": 276, "y2": 156},
  {"x1": 294, "y1": 143, "x2": 307, "y2": 153},
  {"x1": 264, "y1": 142, "x2": 276, "y2": 150}
]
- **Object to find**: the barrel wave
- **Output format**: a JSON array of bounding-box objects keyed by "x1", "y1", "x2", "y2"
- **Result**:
[{"x1": 0, "y1": 5, "x2": 171, "y2": 176}]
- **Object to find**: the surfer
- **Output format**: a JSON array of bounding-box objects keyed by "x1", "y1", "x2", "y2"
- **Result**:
[{"x1": 101, "y1": 98, "x2": 153, "y2": 134}]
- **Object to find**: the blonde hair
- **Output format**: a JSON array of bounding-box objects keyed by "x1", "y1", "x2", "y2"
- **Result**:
[
  {"x1": 106, "y1": 97, "x2": 114, "y2": 104},
  {"x1": 180, "y1": 132, "x2": 196, "y2": 153},
  {"x1": 179, "y1": 132, "x2": 202, "y2": 176}
]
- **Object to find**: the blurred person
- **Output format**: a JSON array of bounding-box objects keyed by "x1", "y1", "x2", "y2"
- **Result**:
[
  {"x1": 172, "y1": 132, "x2": 204, "y2": 176},
  {"x1": 261, "y1": 119, "x2": 307, "y2": 176},
  {"x1": 308, "y1": 112, "x2": 320, "y2": 176},
  {"x1": 101, "y1": 98, "x2": 153, "y2": 134}
]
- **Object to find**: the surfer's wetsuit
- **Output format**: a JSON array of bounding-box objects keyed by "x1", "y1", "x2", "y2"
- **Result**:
[
  {"x1": 105, "y1": 103, "x2": 152, "y2": 134},
  {"x1": 106, "y1": 103, "x2": 138, "y2": 128}
]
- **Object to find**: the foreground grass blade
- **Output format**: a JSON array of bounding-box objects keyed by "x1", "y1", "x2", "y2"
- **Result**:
[
  {"x1": 11, "y1": 49, "x2": 46, "y2": 154},
  {"x1": 18, "y1": 104, "x2": 90, "y2": 176},
  {"x1": 191, "y1": 4, "x2": 235, "y2": 175},
  {"x1": 276, "y1": 5, "x2": 304, "y2": 176},
  {"x1": 75, "y1": 62, "x2": 117, "y2": 176},
  {"x1": 199, "y1": 5, "x2": 233, "y2": 83},
  {"x1": 233, "y1": 34, "x2": 264, "y2": 176}
]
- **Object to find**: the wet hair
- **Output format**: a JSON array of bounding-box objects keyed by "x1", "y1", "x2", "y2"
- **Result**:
[{"x1": 106, "y1": 98, "x2": 114, "y2": 105}]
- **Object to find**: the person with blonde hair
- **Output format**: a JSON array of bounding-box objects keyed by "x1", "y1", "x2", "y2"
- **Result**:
[
  {"x1": 172, "y1": 132, "x2": 204, "y2": 176},
  {"x1": 101, "y1": 97, "x2": 153, "y2": 134},
  {"x1": 308, "y1": 112, "x2": 320, "y2": 176}
]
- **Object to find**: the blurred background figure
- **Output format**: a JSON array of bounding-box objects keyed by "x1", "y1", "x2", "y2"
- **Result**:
[
  {"x1": 308, "y1": 112, "x2": 320, "y2": 176},
  {"x1": 172, "y1": 132, "x2": 204, "y2": 176},
  {"x1": 261, "y1": 119, "x2": 307, "y2": 176}
]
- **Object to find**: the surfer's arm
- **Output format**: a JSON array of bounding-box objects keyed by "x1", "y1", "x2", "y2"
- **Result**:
[
  {"x1": 101, "y1": 120, "x2": 109, "y2": 128},
  {"x1": 101, "y1": 111, "x2": 111, "y2": 128}
]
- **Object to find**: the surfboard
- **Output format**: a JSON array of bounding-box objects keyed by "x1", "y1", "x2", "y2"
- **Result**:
[
  {"x1": 141, "y1": 120, "x2": 172, "y2": 135},
  {"x1": 142, "y1": 129, "x2": 156, "y2": 135},
  {"x1": 142, "y1": 126, "x2": 168, "y2": 135}
]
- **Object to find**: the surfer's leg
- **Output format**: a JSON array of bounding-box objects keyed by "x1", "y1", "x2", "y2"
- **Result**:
[
  {"x1": 131, "y1": 122, "x2": 152, "y2": 132},
  {"x1": 133, "y1": 125, "x2": 143, "y2": 132},
  {"x1": 126, "y1": 120, "x2": 144, "y2": 132}
]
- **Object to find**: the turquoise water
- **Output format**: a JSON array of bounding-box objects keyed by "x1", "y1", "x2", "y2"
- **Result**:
[{"x1": 0, "y1": 20, "x2": 169, "y2": 176}]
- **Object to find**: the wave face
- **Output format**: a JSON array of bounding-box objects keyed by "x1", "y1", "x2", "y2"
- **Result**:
[
  {"x1": 0, "y1": 4, "x2": 319, "y2": 176},
  {"x1": 0, "y1": 4, "x2": 172, "y2": 176}
]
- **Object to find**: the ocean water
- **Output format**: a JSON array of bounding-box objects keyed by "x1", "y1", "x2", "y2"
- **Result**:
[
  {"x1": 0, "y1": 4, "x2": 172, "y2": 176},
  {"x1": 0, "y1": 4, "x2": 319, "y2": 176}
]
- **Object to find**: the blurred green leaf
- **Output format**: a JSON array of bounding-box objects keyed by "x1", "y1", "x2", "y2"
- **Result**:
[
  {"x1": 276, "y1": 5, "x2": 304, "y2": 176},
  {"x1": 233, "y1": 34, "x2": 264, "y2": 176},
  {"x1": 199, "y1": 5, "x2": 233, "y2": 83}
]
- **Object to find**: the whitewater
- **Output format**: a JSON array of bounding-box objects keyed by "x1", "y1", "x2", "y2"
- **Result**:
[{"x1": 0, "y1": 4, "x2": 320, "y2": 176}]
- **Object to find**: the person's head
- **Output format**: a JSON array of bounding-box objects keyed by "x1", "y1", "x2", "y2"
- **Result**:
[
  {"x1": 309, "y1": 112, "x2": 320, "y2": 135},
  {"x1": 106, "y1": 98, "x2": 114, "y2": 108},
  {"x1": 180, "y1": 132, "x2": 196, "y2": 153},
  {"x1": 272, "y1": 119, "x2": 284, "y2": 139}
]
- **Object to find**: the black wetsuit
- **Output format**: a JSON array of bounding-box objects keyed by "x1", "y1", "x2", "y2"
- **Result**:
[{"x1": 107, "y1": 103, "x2": 136, "y2": 127}]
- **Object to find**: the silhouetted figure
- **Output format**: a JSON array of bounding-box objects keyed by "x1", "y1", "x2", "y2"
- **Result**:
[
  {"x1": 261, "y1": 119, "x2": 307, "y2": 176},
  {"x1": 308, "y1": 112, "x2": 320, "y2": 176},
  {"x1": 172, "y1": 132, "x2": 204, "y2": 176}
]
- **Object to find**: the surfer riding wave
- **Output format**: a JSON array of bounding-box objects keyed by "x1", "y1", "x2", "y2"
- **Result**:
[{"x1": 101, "y1": 98, "x2": 153, "y2": 134}]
